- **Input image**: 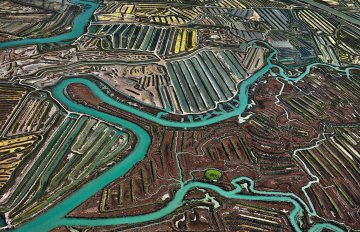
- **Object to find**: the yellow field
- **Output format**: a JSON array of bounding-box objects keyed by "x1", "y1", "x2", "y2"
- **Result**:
[
  {"x1": 173, "y1": 28, "x2": 197, "y2": 54},
  {"x1": 0, "y1": 135, "x2": 38, "y2": 188}
]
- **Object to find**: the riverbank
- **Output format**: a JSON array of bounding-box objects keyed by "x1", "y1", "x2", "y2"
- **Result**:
[{"x1": 0, "y1": 0, "x2": 99, "y2": 49}]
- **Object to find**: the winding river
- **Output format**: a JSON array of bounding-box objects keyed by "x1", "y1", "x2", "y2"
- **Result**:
[
  {"x1": 1, "y1": 0, "x2": 358, "y2": 231},
  {"x1": 0, "y1": 0, "x2": 99, "y2": 49},
  {"x1": 15, "y1": 42, "x2": 359, "y2": 232}
]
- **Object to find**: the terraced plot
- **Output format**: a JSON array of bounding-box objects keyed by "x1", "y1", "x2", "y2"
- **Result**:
[
  {"x1": 0, "y1": 135, "x2": 39, "y2": 189},
  {"x1": 222, "y1": 202, "x2": 291, "y2": 231},
  {"x1": 88, "y1": 23, "x2": 197, "y2": 56},
  {"x1": 0, "y1": 86, "x2": 27, "y2": 131},
  {"x1": 6, "y1": 93, "x2": 60, "y2": 136},
  {"x1": 0, "y1": 114, "x2": 131, "y2": 226},
  {"x1": 164, "y1": 47, "x2": 264, "y2": 114},
  {"x1": 297, "y1": 127, "x2": 360, "y2": 224}
]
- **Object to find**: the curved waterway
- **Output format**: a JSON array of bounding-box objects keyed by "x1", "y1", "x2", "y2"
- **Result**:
[
  {"x1": 0, "y1": 0, "x2": 357, "y2": 229},
  {"x1": 14, "y1": 74, "x2": 345, "y2": 232},
  {"x1": 0, "y1": 0, "x2": 99, "y2": 49},
  {"x1": 14, "y1": 44, "x2": 359, "y2": 231}
]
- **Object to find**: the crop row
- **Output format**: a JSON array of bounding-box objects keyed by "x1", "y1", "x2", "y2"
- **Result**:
[
  {"x1": 166, "y1": 50, "x2": 249, "y2": 114},
  {"x1": 89, "y1": 23, "x2": 197, "y2": 56},
  {"x1": 3, "y1": 115, "x2": 129, "y2": 225}
]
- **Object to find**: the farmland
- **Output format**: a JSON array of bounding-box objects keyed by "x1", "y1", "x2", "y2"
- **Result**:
[{"x1": 0, "y1": 0, "x2": 359, "y2": 231}]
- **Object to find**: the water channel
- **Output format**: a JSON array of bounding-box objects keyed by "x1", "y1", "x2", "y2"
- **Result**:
[
  {"x1": 0, "y1": 0, "x2": 99, "y2": 49},
  {"x1": 0, "y1": 0, "x2": 358, "y2": 231},
  {"x1": 14, "y1": 41, "x2": 359, "y2": 232}
]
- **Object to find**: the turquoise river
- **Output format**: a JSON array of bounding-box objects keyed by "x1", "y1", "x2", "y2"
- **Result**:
[
  {"x1": 0, "y1": 0, "x2": 358, "y2": 231},
  {"x1": 0, "y1": 0, "x2": 99, "y2": 49},
  {"x1": 13, "y1": 52, "x2": 358, "y2": 231},
  {"x1": 14, "y1": 44, "x2": 359, "y2": 232}
]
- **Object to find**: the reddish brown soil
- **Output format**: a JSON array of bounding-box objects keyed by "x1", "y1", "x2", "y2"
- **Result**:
[{"x1": 62, "y1": 68, "x2": 360, "y2": 231}]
